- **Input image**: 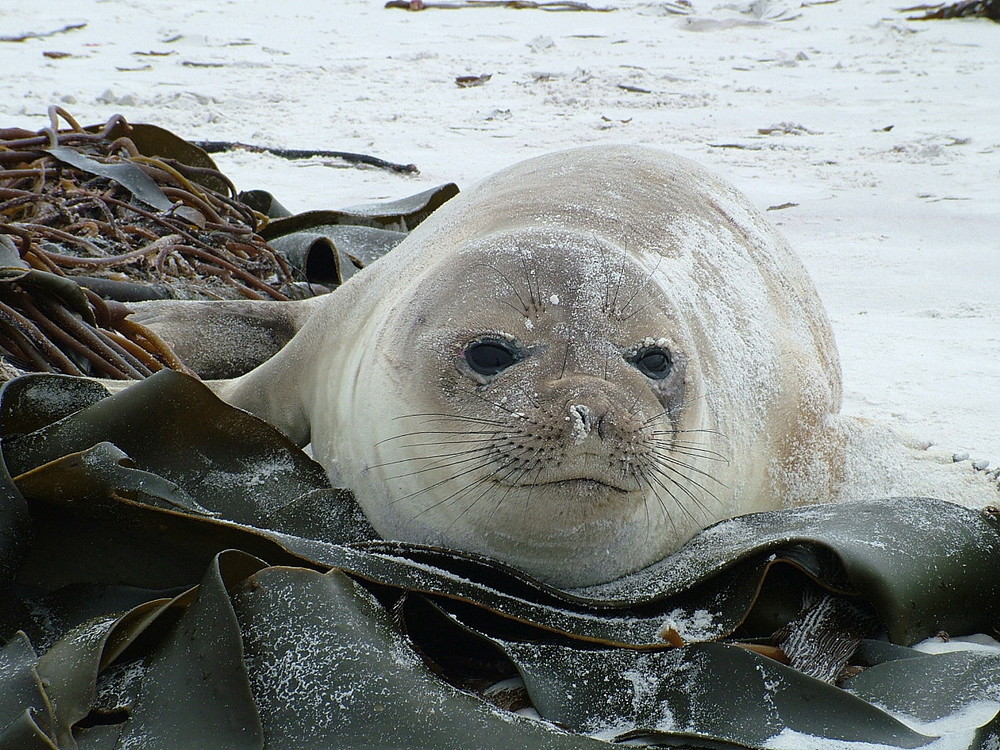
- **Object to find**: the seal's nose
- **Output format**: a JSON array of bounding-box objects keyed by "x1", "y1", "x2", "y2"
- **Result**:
[
  {"x1": 568, "y1": 400, "x2": 610, "y2": 443},
  {"x1": 571, "y1": 404, "x2": 596, "y2": 432}
]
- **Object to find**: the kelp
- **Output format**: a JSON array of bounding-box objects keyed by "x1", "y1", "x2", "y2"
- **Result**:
[
  {"x1": 195, "y1": 140, "x2": 420, "y2": 174},
  {"x1": 0, "y1": 247, "x2": 191, "y2": 380},
  {"x1": 0, "y1": 108, "x2": 295, "y2": 302},
  {"x1": 0, "y1": 108, "x2": 290, "y2": 380},
  {"x1": 258, "y1": 182, "x2": 460, "y2": 237},
  {"x1": 1, "y1": 371, "x2": 1000, "y2": 748}
]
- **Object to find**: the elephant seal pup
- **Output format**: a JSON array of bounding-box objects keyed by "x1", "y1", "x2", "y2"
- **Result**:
[
  {"x1": 214, "y1": 145, "x2": 840, "y2": 587},
  {"x1": 208, "y1": 145, "x2": 996, "y2": 587}
]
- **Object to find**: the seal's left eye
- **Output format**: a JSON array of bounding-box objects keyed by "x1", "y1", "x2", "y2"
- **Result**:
[
  {"x1": 465, "y1": 341, "x2": 518, "y2": 376},
  {"x1": 631, "y1": 347, "x2": 672, "y2": 380}
]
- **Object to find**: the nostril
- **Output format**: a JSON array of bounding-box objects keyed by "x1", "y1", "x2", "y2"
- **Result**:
[
  {"x1": 571, "y1": 404, "x2": 594, "y2": 430},
  {"x1": 569, "y1": 403, "x2": 596, "y2": 444}
]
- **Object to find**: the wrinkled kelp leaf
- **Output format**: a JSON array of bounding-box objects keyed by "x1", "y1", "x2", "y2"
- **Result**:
[
  {"x1": 238, "y1": 190, "x2": 293, "y2": 219},
  {"x1": 573, "y1": 499, "x2": 1000, "y2": 646},
  {"x1": 3, "y1": 370, "x2": 333, "y2": 527},
  {"x1": 501, "y1": 640, "x2": 932, "y2": 747},
  {"x1": 114, "y1": 552, "x2": 264, "y2": 750},
  {"x1": 259, "y1": 182, "x2": 460, "y2": 238},
  {"x1": 15, "y1": 442, "x2": 215, "y2": 516},
  {"x1": 0, "y1": 633, "x2": 55, "y2": 749},
  {"x1": 0, "y1": 267, "x2": 98, "y2": 328},
  {"x1": 267, "y1": 225, "x2": 406, "y2": 286},
  {"x1": 2, "y1": 371, "x2": 1000, "y2": 749},
  {"x1": 84, "y1": 118, "x2": 228, "y2": 195},
  {"x1": 845, "y1": 645, "x2": 1000, "y2": 726},
  {"x1": 233, "y1": 566, "x2": 607, "y2": 749},
  {"x1": 43, "y1": 147, "x2": 174, "y2": 212},
  {"x1": 265, "y1": 233, "x2": 341, "y2": 286}
]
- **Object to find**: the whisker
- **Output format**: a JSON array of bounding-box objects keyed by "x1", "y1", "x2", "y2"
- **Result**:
[
  {"x1": 635, "y1": 471, "x2": 682, "y2": 540},
  {"x1": 409, "y1": 475, "x2": 494, "y2": 522},
  {"x1": 608, "y1": 249, "x2": 629, "y2": 318},
  {"x1": 617, "y1": 300, "x2": 655, "y2": 323},
  {"x1": 393, "y1": 411, "x2": 509, "y2": 424},
  {"x1": 375, "y1": 430, "x2": 504, "y2": 447},
  {"x1": 517, "y1": 249, "x2": 541, "y2": 312},
  {"x1": 649, "y1": 449, "x2": 728, "y2": 489},
  {"x1": 618, "y1": 256, "x2": 663, "y2": 319},
  {"x1": 405, "y1": 442, "x2": 542, "y2": 523},
  {"x1": 559, "y1": 336, "x2": 572, "y2": 380},
  {"x1": 641, "y1": 467, "x2": 706, "y2": 528},
  {"x1": 469, "y1": 262, "x2": 531, "y2": 315},
  {"x1": 447, "y1": 458, "x2": 538, "y2": 532},
  {"x1": 649, "y1": 425, "x2": 727, "y2": 439},
  {"x1": 649, "y1": 439, "x2": 730, "y2": 463},
  {"x1": 369, "y1": 444, "x2": 496, "y2": 474},
  {"x1": 456, "y1": 385, "x2": 539, "y2": 414},
  {"x1": 646, "y1": 459, "x2": 723, "y2": 517},
  {"x1": 390, "y1": 457, "x2": 502, "y2": 509},
  {"x1": 485, "y1": 463, "x2": 538, "y2": 524}
]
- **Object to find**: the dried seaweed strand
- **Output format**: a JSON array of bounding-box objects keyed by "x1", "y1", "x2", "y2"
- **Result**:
[
  {"x1": 0, "y1": 298, "x2": 84, "y2": 374},
  {"x1": 116, "y1": 317, "x2": 197, "y2": 376}
]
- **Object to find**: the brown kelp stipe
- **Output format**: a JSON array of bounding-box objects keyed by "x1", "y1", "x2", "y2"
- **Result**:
[{"x1": 0, "y1": 107, "x2": 301, "y2": 379}]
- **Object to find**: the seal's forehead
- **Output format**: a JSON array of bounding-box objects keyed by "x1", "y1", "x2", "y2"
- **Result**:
[
  {"x1": 440, "y1": 228, "x2": 642, "y2": 295},
  {"x1": 396, "y1": 227, "x2": 675, "y2": 343}
]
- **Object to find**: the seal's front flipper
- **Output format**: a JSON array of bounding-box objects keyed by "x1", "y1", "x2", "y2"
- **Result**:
[{"x1": 127, "y1": 296, "x2": 327, "y2": 379}]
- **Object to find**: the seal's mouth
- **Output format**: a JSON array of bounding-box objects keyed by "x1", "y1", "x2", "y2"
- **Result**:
[{"x1": 499, "y1": 476, "x2": 631, "y2": 494}]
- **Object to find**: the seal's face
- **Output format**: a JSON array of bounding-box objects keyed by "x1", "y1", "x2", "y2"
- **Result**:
[{"x1": 359, "y1": 230, "x2": 723, "y2": 586}]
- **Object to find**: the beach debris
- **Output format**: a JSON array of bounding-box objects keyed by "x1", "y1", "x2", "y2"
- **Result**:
[
  {"x1": 194, "y1": 140, "x2": 419, "y2": 173},
  {"x1": 386, "y1": 0, "x2": 615, "y2": 11},
  {"x1": 455, "y1": 73, "x2": 493, "y2": 87},
  {"x1": 758, "y1": 122, "x2": 820, "y2": 135},
  {"x1": 0, "y1": 22, "x2": 87, "y2": 43},
  {"x1": 903, "y1": 0, "x2": 1000, "y2": 20}
]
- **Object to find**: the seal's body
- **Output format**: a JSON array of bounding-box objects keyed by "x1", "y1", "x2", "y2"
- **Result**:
[{"x1": 138, "y1": 146, "x2": 997, "y2": 587}]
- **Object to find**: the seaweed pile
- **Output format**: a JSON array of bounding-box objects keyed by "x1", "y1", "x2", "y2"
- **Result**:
[{"x1": 0, "y1": 108, "x2": 298, "y2": 379}]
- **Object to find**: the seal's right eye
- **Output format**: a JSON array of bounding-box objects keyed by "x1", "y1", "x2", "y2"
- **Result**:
[{"x1": 465, "y1": 340, "x2": 518, "y2": 376}]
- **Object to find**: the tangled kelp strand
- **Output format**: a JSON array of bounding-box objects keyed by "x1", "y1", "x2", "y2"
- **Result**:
[
  {"x1": 0, "y1": 107, "x2": 296, "y2": 302},
  {"x1": 0, "y1": 107, "x2": 307, "y2": 379}
]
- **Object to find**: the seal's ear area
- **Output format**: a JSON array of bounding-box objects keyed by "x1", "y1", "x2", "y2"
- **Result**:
[{"x1": 127, "y1": 296, "x2": 327, "y2": 379}]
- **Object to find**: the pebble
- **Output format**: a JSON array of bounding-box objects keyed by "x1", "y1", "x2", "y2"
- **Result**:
[
  {"x1": 972, "y1": 459, "x2": 990, "y2": 472},
  {"x1": 952, "y1": 452, "x2": 970, "y2": 463}
]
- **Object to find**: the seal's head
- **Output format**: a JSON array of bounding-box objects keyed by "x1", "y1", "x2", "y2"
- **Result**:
[{"x1": 330, "y1": 228, "x2": 721, "y2": 586}]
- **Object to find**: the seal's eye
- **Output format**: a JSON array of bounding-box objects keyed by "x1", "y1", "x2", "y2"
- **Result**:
[
  {"x1": 465, "y1": 340, "x2": 518, "y2": 376},
  {"x1": 631, "y1": 347, "x2": 672, "y2": 380}
]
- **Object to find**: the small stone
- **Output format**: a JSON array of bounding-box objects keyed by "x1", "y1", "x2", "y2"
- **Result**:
[
  {"x1": 952, "y1": 452, "x2": 969, "y2": 462},
  {"x1": 972, "y1": 459, "x2": 990, "y2": 472},
  {"x1": 528, "y1": 36, "x2": 555, "y2": 53}
]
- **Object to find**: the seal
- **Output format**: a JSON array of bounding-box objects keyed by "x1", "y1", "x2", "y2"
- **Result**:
[
  {"x1": 208, "y1": 145, "x2": 833, "y2": 587},
  {"x1": 142, "y1": 146, "x2": 999, "y2": 587}
]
